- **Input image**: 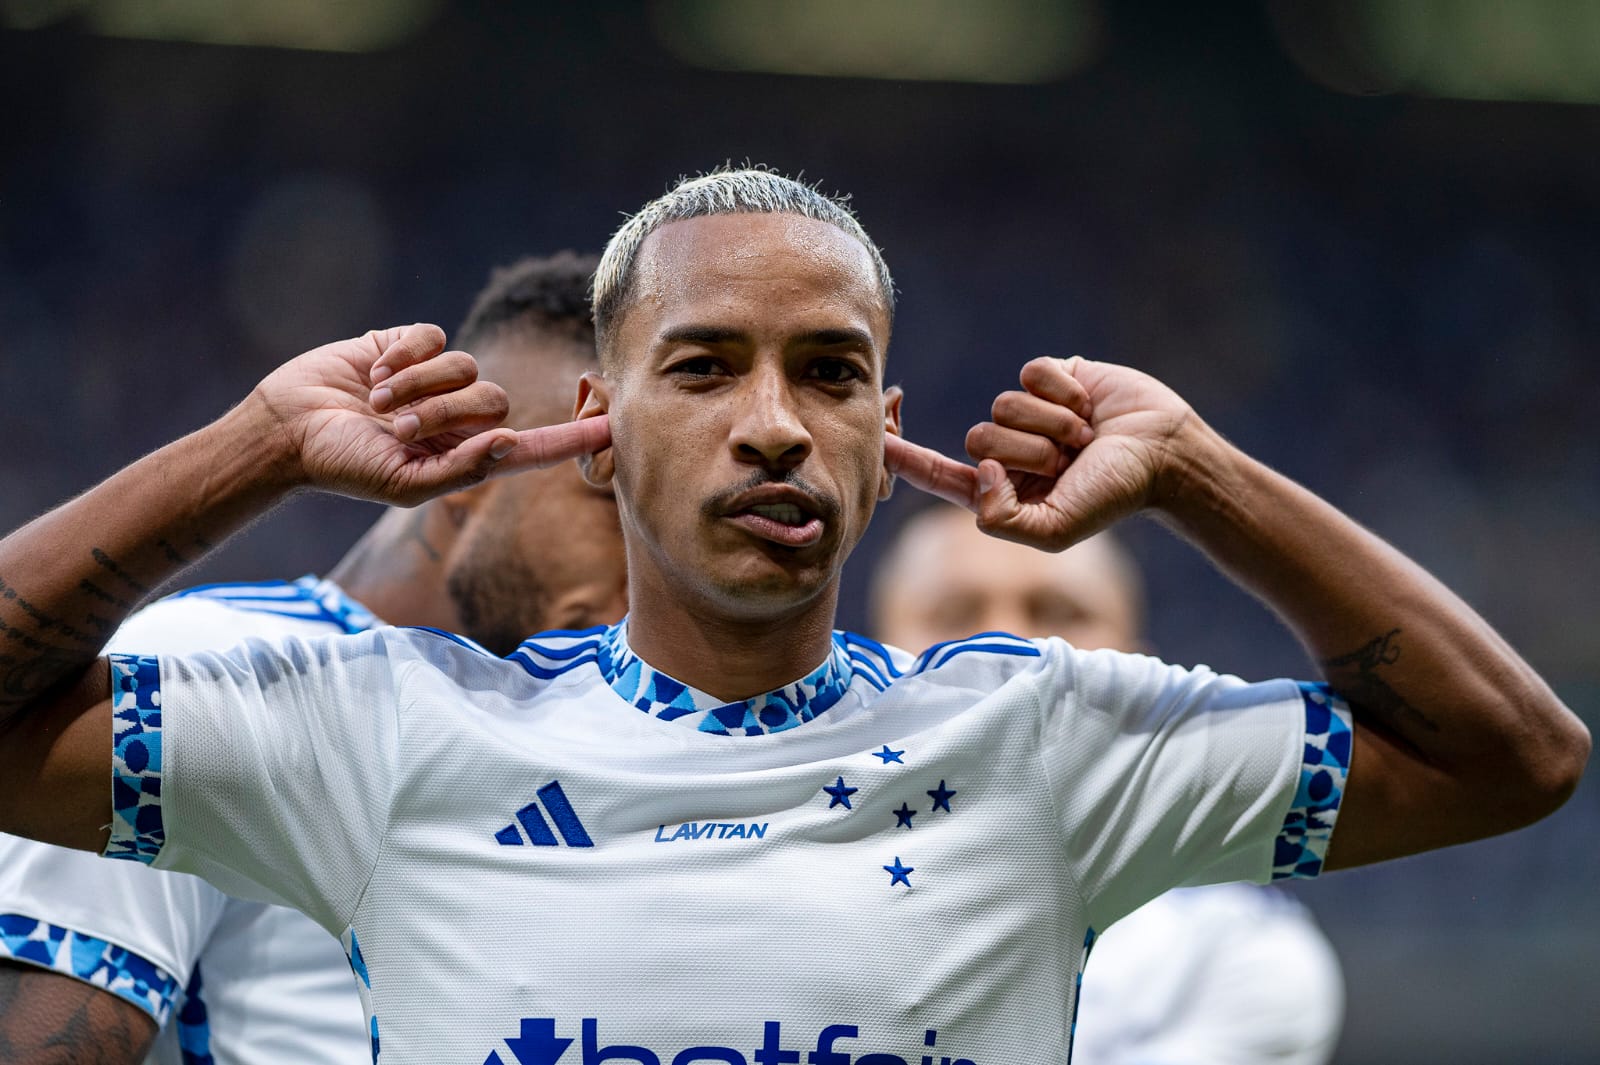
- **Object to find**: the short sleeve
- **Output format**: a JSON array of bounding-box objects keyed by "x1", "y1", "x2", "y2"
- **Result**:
[
  {"x1": 106, "y1": 630, "x2": 403, "y2": 933},
  {"x1": 0, "y1": 835, "x2": 225, "y2": 1026},
  {"x1": 1036, "y1": 642, "x2": 1352, "y2": 931}
]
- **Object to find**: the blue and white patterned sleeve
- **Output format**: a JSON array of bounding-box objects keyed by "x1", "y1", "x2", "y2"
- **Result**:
[
  {"x1": 0, "y1": 914, "x2": 182, "y2": 1024},
  {"x1": 1036, "y1": 642, "x2": 1353, "y2": 931},
  {"x1": 0, "y1": 833, "x2": 227, "y2": 1027},
  {"x1": 1272, "y1": 683, "x2": 1354, "y2": 880},
  {"x1": 101, "y1": 631, "x2": 404, "y2": 934},
  {"x1": 107, "y1": 654, "x2": 166, "y2": 864}
]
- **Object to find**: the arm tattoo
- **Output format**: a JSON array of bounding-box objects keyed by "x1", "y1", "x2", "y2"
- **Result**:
[
  {"x1": 0, "y1": 643, "x2": 87, "y2": 705},
  {"x1": 0, "y1": 548, "x2": 147, "y2": 716},
  {"x1": 156, "y1": 538, "x2": 191, "y2": 566},
  {"x1": 0, "y1": 960, "x2": 158, "y2": 1062},
  {"x1": 91, "y1": 549, "x2": 148, "y2": 596},
  {"x1": 78, "y1": 580, "x2": 132, "y2": 612},
  {"x1": 1321, "y1": 628, "x2": 1441, "y2": 736}
]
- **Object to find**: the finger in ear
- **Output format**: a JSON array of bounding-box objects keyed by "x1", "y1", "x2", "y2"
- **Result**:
[{"x1": 579, "y1": 447, "x2": 616, "y2": 487}]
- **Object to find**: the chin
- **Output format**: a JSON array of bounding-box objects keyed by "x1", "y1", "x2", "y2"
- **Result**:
[{"x1": 701, "y1": 559, "x2": 836, "y2": 619}]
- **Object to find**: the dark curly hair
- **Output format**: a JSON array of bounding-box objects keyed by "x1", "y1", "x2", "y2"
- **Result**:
[{"x1": 455, "y1": 250, "x2": 600, "y2": 358}]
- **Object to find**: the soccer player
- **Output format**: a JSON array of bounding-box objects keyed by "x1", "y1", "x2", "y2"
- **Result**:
[
  {"x1": 873, "y1": 507, "x2": 1345, "y2": 1064},
  {"x1": 0, "y1": 169, "x2": 1587, "y2": 1065},
  {"x1": 0, "y1": 253, "x2": 626, "y2": 1063}
]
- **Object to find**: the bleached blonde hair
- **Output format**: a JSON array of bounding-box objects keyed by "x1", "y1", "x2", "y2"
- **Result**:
[{"x1": 591, "y1": 167, "x2": 895, "y2": 362}]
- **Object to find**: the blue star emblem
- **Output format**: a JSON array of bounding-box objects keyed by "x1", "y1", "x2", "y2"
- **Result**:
[
  {"x1": 872, "y1": 745, "x2": 905, "y2": 764},
  {"x1": 893, "y1": 803, "x2": 916, "y2": 829},
  {"x1": 926, "y1": 780, "x2": 956, "y2": 812},
  {"x1": 823, "y1": 776, "x2": 859, "y2": 810},
  {"x1": 883, "y1": 856, "x2": 914, "y2": 887}
]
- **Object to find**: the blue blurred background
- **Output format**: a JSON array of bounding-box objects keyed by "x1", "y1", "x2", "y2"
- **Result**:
[{"x1": 2, "y1": 2, "x2": 1596, "y2": 1061}]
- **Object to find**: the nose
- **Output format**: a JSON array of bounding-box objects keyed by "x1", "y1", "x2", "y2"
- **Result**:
[
  {"x1": 728, "y1": 364, "x2": 812, "y2": 470},
  {"x1": 978, "y1": 605, "x2": 1031, "y2": 639}
]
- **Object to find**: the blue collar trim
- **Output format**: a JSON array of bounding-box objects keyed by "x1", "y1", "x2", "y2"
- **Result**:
[{"x1": 596, "y1": 620, "x2": 854, "y2": 736}]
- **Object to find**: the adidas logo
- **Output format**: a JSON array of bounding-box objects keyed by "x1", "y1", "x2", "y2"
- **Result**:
[{"x1": 495, "y1": 781, "x2": 594, "y2": 848}]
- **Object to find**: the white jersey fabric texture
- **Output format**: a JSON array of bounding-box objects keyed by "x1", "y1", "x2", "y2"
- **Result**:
[
  {"x1": 0, "y1": 577, "x2": 376, "y2": 1064},
  {"x1": 98, "y1": 619, "x2": 1352, "y2": 1065},
  {"x1": 1072, "y1": 883, "x2": 1345, "y2": 1065}
]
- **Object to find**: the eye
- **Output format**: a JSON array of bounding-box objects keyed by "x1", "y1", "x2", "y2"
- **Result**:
[
  {"x1": 806, "y1": 358, "x2": 865, "y2": 384},
  {"x1": 668, "y1": 356, "x2": 726, "y2": 378},
  {"x1": 1032, "y1": 597, "x2": 1087, "y2": 630}
]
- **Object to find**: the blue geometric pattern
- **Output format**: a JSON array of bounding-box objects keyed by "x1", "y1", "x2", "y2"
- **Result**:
[
  {"x1": 342, "y1": 929, "x2": 381, "y2": 1062},
  {"x1": 1067, "y1": 926, "x2": 1097, "y2": 1064},
  {"x1": 1272, "y1": 682, "x2": 1355, "y2": 880},
  {"x1": 106, "y1": 653, "x2": 165, "y2": 864},
  {"x1": 0, "y1": 912, "x2": 182, "y2": 1024},
  {"x1": 168, "y1": 575, "x2": 377, "y2": 634},
  {"x1": 596, "y1": 620, "x2": 855, "y2": 736},
  {"x1": 175, "y1": 964, "x2": 215, "y2": 1064}
]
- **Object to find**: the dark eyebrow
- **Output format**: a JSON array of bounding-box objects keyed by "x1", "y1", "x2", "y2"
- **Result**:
[
  {"x1": 656, "y1": 325, "x2": 874, "y2": 349},
  {"x1": 801, "y1": 327, "x2": 874, "y2": 349},
  {"x1": 659, "y1": 325, "x2": 747, "y2": 347}
]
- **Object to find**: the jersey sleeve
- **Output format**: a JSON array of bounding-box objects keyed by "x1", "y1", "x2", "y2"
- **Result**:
[
  {"x1": 105, "y1": 629, "x2": 403, "y2": 934},
  {"x1": 0, "y1": 835, "x2": 225, "y2": 1027},
  {"x1": 1035, "y1": 642, "x2": 1353, "y2": 931},
  {"x1": 0, "y1": 595, "x2": 333, "y2": 1028}
]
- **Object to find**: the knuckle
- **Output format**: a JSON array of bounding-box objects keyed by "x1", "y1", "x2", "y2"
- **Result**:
[
  {"x1": 991, "y1": 391, "x2": 1027, "y2": 420},
  {"x1": 1019, "y1": 358, "x2": 1054, "y2": 385}
]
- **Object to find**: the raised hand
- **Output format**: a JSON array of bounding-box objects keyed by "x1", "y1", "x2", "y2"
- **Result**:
[
  {"x1": 886, "y1": 356, "x2": 1202, "y2": 552},
  {"x1": 249, "y1": 324, "x2": 601, "y2": 507}
]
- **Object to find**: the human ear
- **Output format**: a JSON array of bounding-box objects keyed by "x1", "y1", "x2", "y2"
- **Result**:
[
  {"x1": 879, "y1": 385, "x2": 905, "y2": 501},
  {"x1": 575, "y1": 372, "x2": 615, "y2": 487}
]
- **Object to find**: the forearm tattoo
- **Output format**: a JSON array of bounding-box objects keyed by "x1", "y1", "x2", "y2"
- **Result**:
[
  {"x1": 1321, "y1": 628, "x2": 1441, "y2": 736},
  {"x1": 0, "y1": 547, "x2": 149, "y2": 717},
  {"x1": 0, "y1": 960, "x2": 157, "y2": 1063}
]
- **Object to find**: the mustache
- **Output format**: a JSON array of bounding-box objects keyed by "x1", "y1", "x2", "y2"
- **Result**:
[{"x1": 701, "y1": 471, "x2": 841, "y2": 522}]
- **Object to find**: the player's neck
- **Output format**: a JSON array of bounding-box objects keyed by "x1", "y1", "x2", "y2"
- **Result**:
[
  {"x1": 624, "y1": 580, "x2": 840, "y2": 704},
  {"x1": 325, "y1": 505, "x2": 458, "y2": 631}
]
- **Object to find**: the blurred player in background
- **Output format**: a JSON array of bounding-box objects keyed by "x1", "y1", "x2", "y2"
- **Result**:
[
  {"x1": 874, "y1": 505, "x2": 1344, "y2": 1065},
  {"x1": 0, "y1": 252, "x2": 626, "y2": 1063}
]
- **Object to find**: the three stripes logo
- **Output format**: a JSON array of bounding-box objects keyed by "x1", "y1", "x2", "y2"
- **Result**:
[{"x1": 494, "y1": 781, "x2": 594, "y2": 848}]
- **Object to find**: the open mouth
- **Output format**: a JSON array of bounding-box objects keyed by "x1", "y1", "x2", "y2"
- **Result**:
[
  {"x1": 723, "y1": 494, "x2": 827, "y2": 548},
  {"x1": 748, "y1": 502, "x2": 806, "y2": 526}
]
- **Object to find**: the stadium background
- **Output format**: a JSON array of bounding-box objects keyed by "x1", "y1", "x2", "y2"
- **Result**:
[{"x1": 1, "y1": 2, "x2": 1595, "y2": 1061}]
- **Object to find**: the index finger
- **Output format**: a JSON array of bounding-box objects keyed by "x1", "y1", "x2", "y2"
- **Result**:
[
  {"x1": 884, "y1": 434, "x2": 980, "y2": 510},
  {"x1": 1019, "y1": 356, "x2": 1093, "y2": 420},
  {"x1": 369, "y1": 323, "x2": 449, "y2": 385},
  {"x1": 494, "y1": 414, "x2": 612, "y2": 472}
]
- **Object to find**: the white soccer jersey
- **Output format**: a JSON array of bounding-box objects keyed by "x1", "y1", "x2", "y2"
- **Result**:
[
  {"x1": 1072, "y1": 883, "x2": 1345, "y2": 1065},
  {"x1": 0, "y1": 577, "x2": 377, "y2": 1064},
  {"x1": 103, "y1": 622, "x2": 1352, "y2": 1065}
]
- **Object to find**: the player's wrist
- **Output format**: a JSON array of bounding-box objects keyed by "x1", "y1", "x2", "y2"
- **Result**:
[
  {"x1": 1146, "y1": 413, "x2": 1244, "y2": 524},
  {"x1": 209, "y1": 391, "x2": 313, "y2": 497}
]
